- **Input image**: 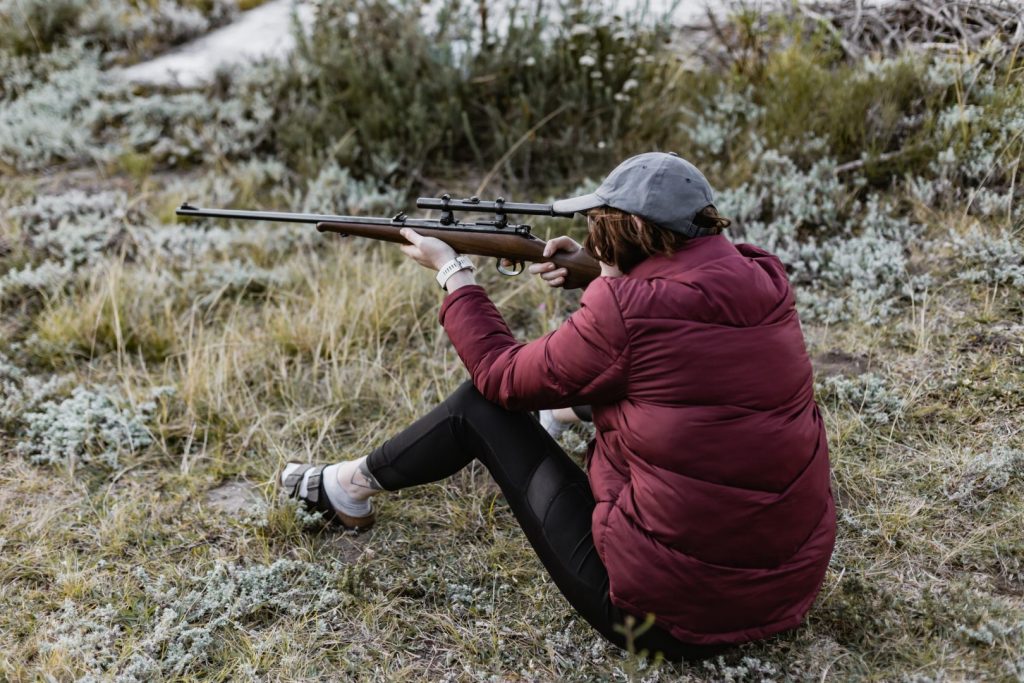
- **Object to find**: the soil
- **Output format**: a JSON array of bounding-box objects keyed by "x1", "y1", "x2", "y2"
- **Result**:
[
  {"x1": 205, "y1": 480, "x2": 266, "y2": 515},
  {"x1": 812, "y1": 350, "x2": 870, "y2": 378}
]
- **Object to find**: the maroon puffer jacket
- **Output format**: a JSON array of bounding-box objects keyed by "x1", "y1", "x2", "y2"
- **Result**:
[{"x1": 438, "y1": 234, "x2": 835, "y2": 645}]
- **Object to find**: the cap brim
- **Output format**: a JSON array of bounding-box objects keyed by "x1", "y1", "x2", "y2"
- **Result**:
[{"x1": 552, "y1": 192, "x2": 605, "y2": 215}]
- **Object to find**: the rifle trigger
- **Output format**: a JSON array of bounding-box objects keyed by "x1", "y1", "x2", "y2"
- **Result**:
[{"x1": 496, "y1": 258, "x2": 524, "y2": 277}]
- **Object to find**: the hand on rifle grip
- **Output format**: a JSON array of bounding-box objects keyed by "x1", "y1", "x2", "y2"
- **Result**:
[{"x1": 526, "y1": 236, "x2": 582, "y2": 289}]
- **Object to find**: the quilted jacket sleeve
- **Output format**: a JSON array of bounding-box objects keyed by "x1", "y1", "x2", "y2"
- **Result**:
[{"x1": 437, "y1": 279, "x2": 630, "y2": 411}]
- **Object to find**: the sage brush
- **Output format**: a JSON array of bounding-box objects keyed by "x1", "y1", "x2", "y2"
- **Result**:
[
  {"x1": 15, "y1": 385, "x2": 159, "y2": 469},
  {"x1": 818, "y1": 373, "x2": 905, "y2": 425},
  {"x1": 946, "y1": 446, "x2": 1024, "y2": 509}
]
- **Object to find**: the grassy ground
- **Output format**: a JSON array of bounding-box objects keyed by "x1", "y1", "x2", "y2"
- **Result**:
[{"x1": 1, "y1": 1, "x2": 1023, "y2": 681}]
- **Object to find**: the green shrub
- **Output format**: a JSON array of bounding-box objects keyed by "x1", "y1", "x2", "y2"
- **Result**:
[
  {"x1": 758, "y1": 50, "x2": 940, "y2": 168},
  {"x1": 264, "y1": 0, "x2": 683, "y2": 191}
]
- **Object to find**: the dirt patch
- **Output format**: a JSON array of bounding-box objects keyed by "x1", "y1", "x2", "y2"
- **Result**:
[
  {"x1": 205, "y1": 480, "x2": 266, "y2": 516},
  {"x1": 812, "y1": 350, "x2": 870, "y2": 378},
  {"x1": 323, "y1": 531, "x2": 371, "y2": 564}
]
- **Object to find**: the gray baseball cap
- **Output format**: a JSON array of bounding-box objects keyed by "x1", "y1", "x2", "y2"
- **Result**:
[{"x1": 553, "y1": 152, "x2": 717, "y2": 238}]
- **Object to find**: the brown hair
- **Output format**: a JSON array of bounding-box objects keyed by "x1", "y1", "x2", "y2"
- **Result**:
[{"x1": 583, "y1": 205, "x2": 731, "y2": 273}]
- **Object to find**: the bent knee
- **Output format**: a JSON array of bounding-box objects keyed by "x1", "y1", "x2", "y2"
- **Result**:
[
  {"x1": 445, "y1": 379, "x2": 524, "y2": 422},
  {"x1": 447, "y1": 379, "x2": 481, "y2": 406}
]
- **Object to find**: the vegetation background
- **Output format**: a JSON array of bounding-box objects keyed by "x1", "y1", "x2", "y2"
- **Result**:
[{"x1": 0, "y1": 0, "x2": 1022, "y2": 680}]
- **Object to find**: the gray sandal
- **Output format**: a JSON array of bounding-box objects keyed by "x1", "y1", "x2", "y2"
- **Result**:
[{"x1": 281, "y1": 463, "x2": 376, "y2": 531}]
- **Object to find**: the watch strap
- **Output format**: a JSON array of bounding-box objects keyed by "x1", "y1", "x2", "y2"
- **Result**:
[{"x1": 436, "y1": 256, "x2": 475, "y2": 289}]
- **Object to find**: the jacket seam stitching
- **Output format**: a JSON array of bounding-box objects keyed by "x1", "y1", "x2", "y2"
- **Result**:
[
  {"x1": 603, "y1": 279, "x2": 632, "y2": 398},
  {"x1": 570, "y1": 343, "x2": 629, "y2": 397}
]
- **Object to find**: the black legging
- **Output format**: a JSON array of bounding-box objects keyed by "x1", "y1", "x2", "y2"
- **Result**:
[{"x1": 365, "y1": 380, "x2": 725, "y2": 661}]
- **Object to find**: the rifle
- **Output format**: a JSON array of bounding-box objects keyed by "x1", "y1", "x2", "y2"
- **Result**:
[{"x1": 175, "y1": 195, "x2": 600, "y2": 290}]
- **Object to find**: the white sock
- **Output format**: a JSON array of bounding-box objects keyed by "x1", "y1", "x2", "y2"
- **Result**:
[
  {"x1": 281, "y1": 464, "x2": 372, "y2": 517},
  {"x1": 323, "y1": 463, "x2": 372, "y2": 517},
  {"x1": 539, "y1": 409, "x2": 568, "y2": 438}
]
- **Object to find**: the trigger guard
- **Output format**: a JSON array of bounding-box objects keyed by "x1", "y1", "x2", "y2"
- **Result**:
[{"x1": 496, "y1": 258, "x2": 525, "y2": 276}]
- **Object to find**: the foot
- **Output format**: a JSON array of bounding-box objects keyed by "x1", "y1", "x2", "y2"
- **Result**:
[
  {"x1": 335, "y1": 457, "x2": 385, "y2": 502},
  {"x1": 280, "y1": 463, "x2": 376, "y2": 531}
]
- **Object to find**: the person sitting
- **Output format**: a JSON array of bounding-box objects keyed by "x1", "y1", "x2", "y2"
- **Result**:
[{"x1": 281, "y1": 152, "x2": 836, "y2": 659}]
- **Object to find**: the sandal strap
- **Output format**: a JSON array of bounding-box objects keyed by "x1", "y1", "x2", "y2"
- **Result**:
[
  {"x1": 282, "y1": 464, "x2": 313, "y2": 497},
  {"x1": 304, "y1": 467, "x2": 323, "y2": 505}
]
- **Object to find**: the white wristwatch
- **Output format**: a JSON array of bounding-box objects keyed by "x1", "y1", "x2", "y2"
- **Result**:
[{"x1": 436, "y1": 255, "x2": 476, "y2": 289}]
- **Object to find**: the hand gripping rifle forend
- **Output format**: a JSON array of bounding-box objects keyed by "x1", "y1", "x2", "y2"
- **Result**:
[{"x1": 176, "y1": 199, "x2": 600, "y2": 290}]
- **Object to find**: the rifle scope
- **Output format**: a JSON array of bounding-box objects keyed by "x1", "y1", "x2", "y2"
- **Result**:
[{"x1": 416, "y1": 195, "x2": 575, "y2": 219}]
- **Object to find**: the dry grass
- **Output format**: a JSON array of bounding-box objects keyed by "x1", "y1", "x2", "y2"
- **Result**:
[{"x1": 0, "y1": 180, "x2": 1021, "y2": 680}]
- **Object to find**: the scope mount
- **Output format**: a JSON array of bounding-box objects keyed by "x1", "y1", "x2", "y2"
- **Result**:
[
  {"x1": 433, "y1": 194, "x2": 530, "y2": 234},
  {"x1": 418, "y1": 194, "x2": 574, "y2": 227}
]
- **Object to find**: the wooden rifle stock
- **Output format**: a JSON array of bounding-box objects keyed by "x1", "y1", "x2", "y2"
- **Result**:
[{"x1": 316, "y1": 221, "x2": 600, "y2": 290}]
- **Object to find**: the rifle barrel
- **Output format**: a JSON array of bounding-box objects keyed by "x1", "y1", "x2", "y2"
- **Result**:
[{"x1": 176, "y1": 204, "x2": 398, "y2": 225}]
